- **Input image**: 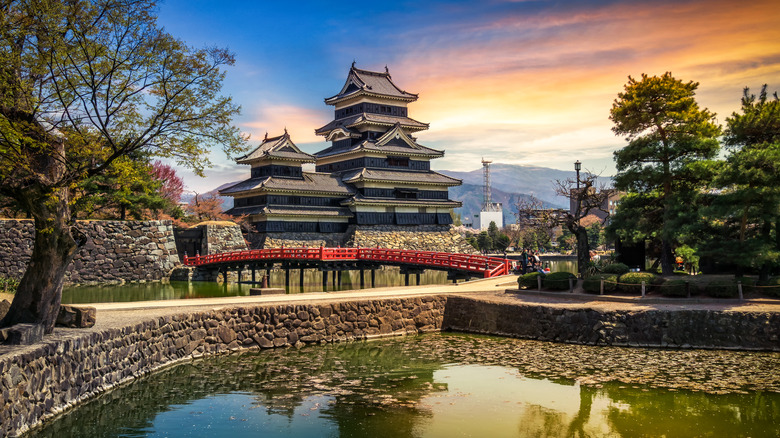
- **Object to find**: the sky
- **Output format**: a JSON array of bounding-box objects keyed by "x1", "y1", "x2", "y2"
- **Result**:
[{"x1": 155, "y1": 0, "x2": 780, "y2": 194}]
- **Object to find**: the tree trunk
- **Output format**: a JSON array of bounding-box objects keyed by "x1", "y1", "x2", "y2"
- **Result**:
[
  {"x1": 575, "y1": 227, "x2": 590, "y2": 279},
  {"x1": 0, "y1": 185, "x2": 79, "y2": 333},
  {"x1": 660, "y1": 238, "x2": 674, "y2": 276}
]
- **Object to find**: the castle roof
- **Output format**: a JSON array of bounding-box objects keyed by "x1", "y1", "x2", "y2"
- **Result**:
[
  {"x1": 315, "y1": 112, "x2": 429, "y2": 137},
  {"x1": 340, "y1": 168, "x2": 461, "y2": 186},
  {"x1": 219, "y1": 172, "x2": 353, "y2": 196},
  {"x1": 236, "y1": 131, "x2": 315, "y2": 165},
  {"x1": 315, "y1": 123, "x2": 443, "y2": 159},
  {"x1": 341, "y1": 194, "x2": 462, "y2": 208},
  {"x1": 225, "y1": 205, "x2": 353, "y2": 218},
  {"x1": 324, "y1": 65, "x2": 418, "y2": 105}
]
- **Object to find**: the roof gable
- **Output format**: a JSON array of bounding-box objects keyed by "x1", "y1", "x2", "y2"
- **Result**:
[
  {"x1": 375, "y1": 123, "x2": 420, "y2": 150},
  {"x1": 325, "y1": 64, "x2": 418, "y2": 105},
  {"x1": 237, "y1": 131, "x2": 315, "y2": 164}
]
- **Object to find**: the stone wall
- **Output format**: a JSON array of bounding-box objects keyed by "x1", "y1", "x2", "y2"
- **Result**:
[
  {"x1": 261, "y1": 232, "x2": 346, "y2": 249},
  {"x1": 442, "y1": 296, "x2": 780, "y2": 350},
  {"x1": 0, "y1": 220, "x2": 180, "y2": 285},
  {"x1": 0, "y1": 296, "x2": 446, "y2": 437},
  {"x1": 200, "y1": 222, "x2": 247, "y2": 255},
  {"x1": 346, "y1": 225, "x2": 479, "y2": 254}
]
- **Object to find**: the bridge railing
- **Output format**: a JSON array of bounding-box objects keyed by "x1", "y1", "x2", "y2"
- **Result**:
[{"x1": 183, "y1": 247, "x2": 513, "y2": 278}]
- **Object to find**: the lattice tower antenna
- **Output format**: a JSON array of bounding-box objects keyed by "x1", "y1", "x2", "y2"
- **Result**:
[{"x1": 482, "y1": 158, "x2": 492, "y2": 210}]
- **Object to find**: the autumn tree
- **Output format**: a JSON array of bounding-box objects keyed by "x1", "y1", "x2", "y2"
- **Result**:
[
  {"x1": 152, "y1": 161, "x2": 185, "y2": 207},
  {"x1": 610, "y1": 73, "x2": 720, "y2": 275},
  {"x1": 0, "y1": 0, "x2": 247, "y2": 332}
]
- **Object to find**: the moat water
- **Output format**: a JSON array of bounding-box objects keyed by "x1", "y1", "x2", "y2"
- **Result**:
[
  {"x1": 60, "y1": 262, "x2": 576, "y2": 304},
  {"x1": 35, "y1": 333, "x2": 779, "y2": 437}
]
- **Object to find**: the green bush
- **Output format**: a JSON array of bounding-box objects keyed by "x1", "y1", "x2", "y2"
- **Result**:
[
  {"x1": 0, "y1": 276, "x2": 19, "y2": 294},
  {"x1": 755, "y1": 277, "x2": 780, "y2": 297},
  {"x1": 617, "y1": 272, "x2": 659, "y2": 294},
  {"x1": 582, "y1": 274, "x2": 618, "y2": 294},
  {"x1": 705, "y1": 279, "x2": 739, "y2": 298},
  {"x1": 601, "y1": 263, "x2": 630, "y2": 275},
  {"x1": 517, "y1": 272, "x2": 545, "y2": 289},
  {"x1": 544, "y1": 272, "x2": 576, "y2": 291},
  {"x1": 660, "y1": 279, "x2": 688, "y2": 297}
]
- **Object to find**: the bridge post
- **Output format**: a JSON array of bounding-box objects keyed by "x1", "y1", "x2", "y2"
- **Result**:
[
  {"x1": 371, "y1": 268, "x2": 375, "y2": 287},
  {"x1": 416, "y1": 272, "x2": 421, "y2": 285},
  {"x1": 252, "y1": 268, "x2": 256, "y2": 284},
  {"x1": 405, "y1": 272, "x2": 410, "y2": 286},
  {"x1": 360, "y1": 269, "x2": 365, "y2": 289},
  {"x1": 284, "y1": 267, "x2": 290, "y2": 291},
  {"x1": 337, "y1": 270, "x2": 342, "y2": 288},
  {"x1": 322, "y1": 271, "x2": 328, "y2": 292},
  {"x1": 299, "y1": 268, "x2": 305, "y2": 293}
]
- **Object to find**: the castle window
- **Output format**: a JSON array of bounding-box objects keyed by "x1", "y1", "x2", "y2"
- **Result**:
[{"x1": 387, "y1": 156, "x2": 409, "y2": 167}]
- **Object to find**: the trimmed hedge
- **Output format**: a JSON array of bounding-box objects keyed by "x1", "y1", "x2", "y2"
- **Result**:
[
  {"x1": 601, "y1": 263, "x2": 630, "y2": 275},
  {"x1": 517, "y1": 272, "x2": 545, "y2": 289},
  {"x1": 617, "y1": 272, "x2": 659, "y2": 294},
  {"x1": 582, "y1": 274, "x2": 618, "y2": 294},
  {"x1": 705, "y1": 279, "x2": 738, "y2": 298},
  {"x1": 660, "y1": 279, "x2": 688, "y2": 297},
  {"x1": 756, "y1": 277, "x2": 780, "y2": 297},
  {"x1": 544, "y1": 272, "x2": 576, "y2": 291}
]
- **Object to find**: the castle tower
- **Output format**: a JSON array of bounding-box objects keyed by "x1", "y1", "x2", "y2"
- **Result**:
[{"x1": 314, "y1": 64, "x2": 462, "y2": 226}]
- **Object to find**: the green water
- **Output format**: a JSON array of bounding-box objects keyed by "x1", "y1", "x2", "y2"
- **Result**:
[
  {"x1": 61, "y1": 268, "x2": 449, "y2": 304},
  {"x1": 34, "y1": 333, "x2": 780, "y2": 437}
]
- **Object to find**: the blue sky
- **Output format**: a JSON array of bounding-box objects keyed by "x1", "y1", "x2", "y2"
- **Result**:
[{"x1": 156, "y1": 0, "x2": 780, "y2": 193}]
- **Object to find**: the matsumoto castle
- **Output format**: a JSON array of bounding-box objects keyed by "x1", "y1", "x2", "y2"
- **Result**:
[{"x1": 221, "y1": 64, "x2": 463, "y2": 236}]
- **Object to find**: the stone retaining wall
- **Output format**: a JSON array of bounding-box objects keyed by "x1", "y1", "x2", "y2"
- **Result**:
[
  {"x1": 261, "y1": 232, "x2": 346, "y2": 249},
  {"x1": 0, "y1": 220, "x2": 180, "y2": 285},
  {"x1": 3, "y1": 294, "x2": 778, "y2": 436},
  {"x1": 442, "y1": 296, "x2": 780, "y2": 350},
  {"x1": 0, "y1": 296, "x2": 447, "y2": 437},
  {"x1": 201, "y1": 223, "x2": 247, "y2": 255},
  {"x1": 347, "y1": 225, "x2": 479, "y2": 254}
]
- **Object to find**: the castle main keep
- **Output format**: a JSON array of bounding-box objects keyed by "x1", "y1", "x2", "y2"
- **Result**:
[{"x1": 221, "y1": 65, "x2": 467, "y2": 250}]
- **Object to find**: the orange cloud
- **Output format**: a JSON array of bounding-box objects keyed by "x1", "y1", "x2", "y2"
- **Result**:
[{"x1": 242, "y1": 104, "x2": 329, "y2": 145}]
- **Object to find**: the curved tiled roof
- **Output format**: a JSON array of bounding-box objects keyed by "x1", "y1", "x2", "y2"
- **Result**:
[
  {"x1": 236, "y1": 131, "x2": 315, "y2": 164},
  {"x1": 315, "y1": 113, "x2": 428, "y2": 136},
  {"x1": 314, "y1": 139, "x2": 443, "y2": 159},
  {"x1": 325, "y1": 66, "x2": 418, "y2": 105},
  {"x1": 219, "y1": 172, "x2": 354, "y2": 196},
  {"x1": 340, "y1": 169, "x2": 461, "y2": 186},
  {"x1": 225, "y1": 205, "x2": 353, "y2": 218}
]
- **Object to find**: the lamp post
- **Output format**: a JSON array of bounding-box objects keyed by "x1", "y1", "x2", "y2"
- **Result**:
[{"x1": 574, "y1": 160, "x2": 581, "y2": 189}]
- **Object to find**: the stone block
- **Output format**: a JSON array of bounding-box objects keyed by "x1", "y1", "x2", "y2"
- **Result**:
[
  {"x1": 56, "y1": 305, "x2": 97, "y2": 328},
  {"x1": 3, "y1": 323, "x2": 44, "y2": 345},
  {"x1": 0, "y1": 299, "x2": 10, "y2": 320}
]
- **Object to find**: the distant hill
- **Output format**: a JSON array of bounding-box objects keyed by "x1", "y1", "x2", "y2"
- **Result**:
[
  {"x1": 440, "y1": 164, "x2": 575, "y2": 208},
  {"x1": 449, "y1": 183, "x2": 556, "y2": 227}
]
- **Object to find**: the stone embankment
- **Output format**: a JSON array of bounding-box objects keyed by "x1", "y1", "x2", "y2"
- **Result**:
[
  {"x1": 442, "y1": 295, "x2": 780, "y2": 350},
  {"x1": 0, "y1": 296, "x2": 446, "y2": 437},
  {"x1": 347, "y1": 225, "x2": 478, "y2": 254},
  {"x1": 0, "y1": 220, "x2": 180, "y2": 285}
]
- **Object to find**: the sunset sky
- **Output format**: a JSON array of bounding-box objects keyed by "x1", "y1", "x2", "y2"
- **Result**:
[{"x1": 156, "y1": 0, "x2": 780, "y2": 193}]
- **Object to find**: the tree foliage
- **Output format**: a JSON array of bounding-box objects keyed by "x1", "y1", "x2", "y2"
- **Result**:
[
  {"x1": 701, "y1": 86, "x2": 780, "y2": 279},
  {"x1": 0, "y1": 0, "x2": 247, "y2": 332},
  {"x1": 609, "y1": 72, "x2": 720, "y2": 275},
  {"x1": 553, "y1": 172, "x2": 611, "y2": 278}
]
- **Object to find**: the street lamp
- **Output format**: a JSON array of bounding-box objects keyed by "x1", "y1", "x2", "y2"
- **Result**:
[{"x1": 574, "y1": 160, "x2": 581, "y2": 190}]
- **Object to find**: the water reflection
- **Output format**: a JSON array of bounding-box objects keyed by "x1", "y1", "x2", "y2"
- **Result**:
[
  {"x1": 35, "y1": 333, "x2": 780, "y2": 438},
  {"x1": 61, "y1": 268, "x2": 449, "y2": 304}
]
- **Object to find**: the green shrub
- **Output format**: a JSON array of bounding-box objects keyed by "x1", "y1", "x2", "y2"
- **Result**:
[
  {"x1": 0, "y1": 276, "x2": 19, "y2": 294},
  {"x1": 544, "y1": 272, "x2": 576, "y2": 291},
  {"x1": 660, "y1": 279, "x2": 688, "y2": 297},
  {"x1": 756, "y1": 277, "x2": 780, "y2": 297},
  {"x1": 617, "y1": 272, "x2": 659, "y2": 294},
  {"x1": 601, "y1": 263, "x2": 630, "y2": 275},
  {"x1": 705, "y1": 279, "x2": 738, "y2": 298},
  {"x1": 582, "y1": 274, "x2": 618, "y2": 294},
  {"x1": 517, "y1": 272, "x2": 545, "y2": 289}
]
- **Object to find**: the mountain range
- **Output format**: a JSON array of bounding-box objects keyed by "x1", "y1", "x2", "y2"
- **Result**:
[{"x1": 189, "y1": 164, "x2": 579, "y2": 225}]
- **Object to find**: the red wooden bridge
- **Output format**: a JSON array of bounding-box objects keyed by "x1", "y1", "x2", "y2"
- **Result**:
[{"x1": 183, "y1": 247, "x2": 514, "y2": 279}]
